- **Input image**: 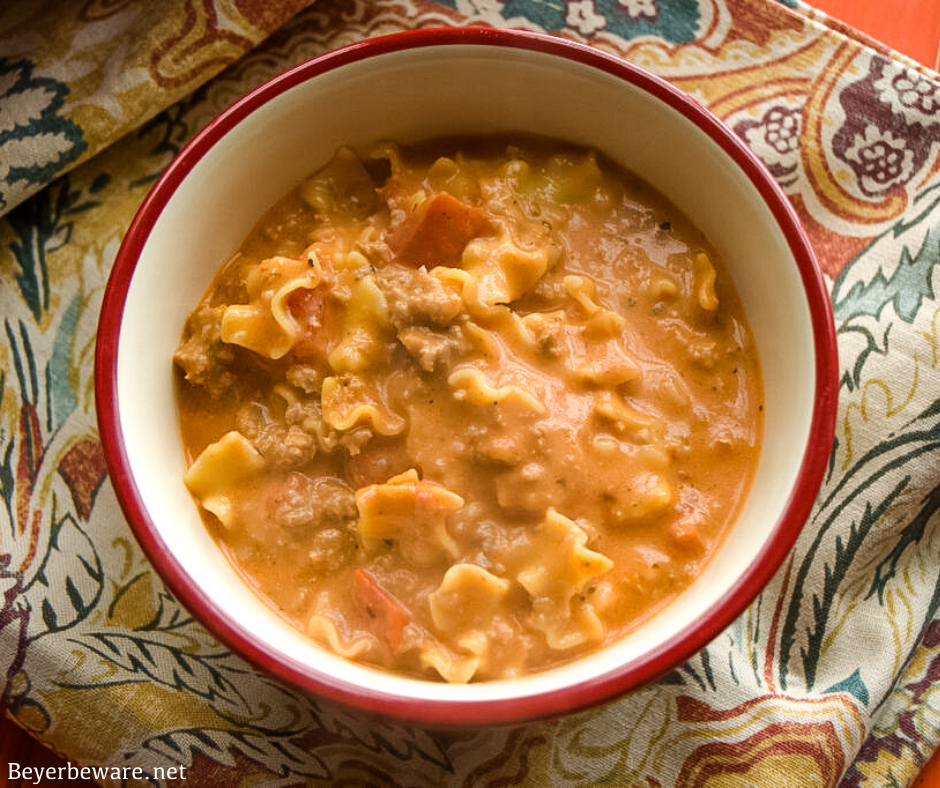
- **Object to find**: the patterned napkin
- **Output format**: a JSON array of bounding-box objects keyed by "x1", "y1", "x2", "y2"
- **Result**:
[
  {"x1": 3, "y1": 0, "x2": 940, "y2": 785},
  {"x1": 0, "y1": 0, "x2": 312, "y2": 214}
]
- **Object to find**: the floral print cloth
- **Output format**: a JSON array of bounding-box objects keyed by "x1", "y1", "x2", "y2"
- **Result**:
[{"x1": 3, "y1": 0, "x2": 940, "y2": 785}]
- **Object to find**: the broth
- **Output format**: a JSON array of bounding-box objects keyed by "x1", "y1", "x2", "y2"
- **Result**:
[{"x1": 174, "y1": 136, "x2": 763, "y2": 682}]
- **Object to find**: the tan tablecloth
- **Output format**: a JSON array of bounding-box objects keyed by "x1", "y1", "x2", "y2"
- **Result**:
[{"x1": 3, "y1": 0, "x2": 940, "y2": 785}]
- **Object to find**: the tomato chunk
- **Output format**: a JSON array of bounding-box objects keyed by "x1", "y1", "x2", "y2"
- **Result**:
[
  {"x1": 287, "y1": 284, "x2": 347, "y2": 363},
  {"x1": 387, "y1": 191, "x2": 493, "y2": 268},
  {"x1": 354, "y1": 569, "x2": 410, "y2": 652}
]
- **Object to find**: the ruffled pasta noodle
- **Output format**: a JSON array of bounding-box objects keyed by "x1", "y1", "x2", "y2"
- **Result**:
[
  {"x1": 320, "y1": 374, "x2": 406, "y2": 436},
  {"x1": 174, "y1": 135, "x2": 763, "y2": 682},
  {"x1": 221, "y1": 254, "x2": 322, "y2": 358}
]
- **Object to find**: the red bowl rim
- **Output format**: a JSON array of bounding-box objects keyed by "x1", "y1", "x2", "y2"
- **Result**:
[{"x1": 95, "y1": 26, "x2": 839, "y2": 727}]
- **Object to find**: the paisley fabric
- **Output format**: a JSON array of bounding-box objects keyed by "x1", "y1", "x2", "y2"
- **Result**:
[
  {"x1": 3, "y1": 0, "x2": 940, "y2": 785},
  {"x1": 0, "y1": 0, "x2": 311, "y2": 214}
]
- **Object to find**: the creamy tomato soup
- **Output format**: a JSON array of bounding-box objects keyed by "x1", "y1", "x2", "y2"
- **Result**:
[{"x1": 174, "y1": 136, "x2": 763, "y2": 682}]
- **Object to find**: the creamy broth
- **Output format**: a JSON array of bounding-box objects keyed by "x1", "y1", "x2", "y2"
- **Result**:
[{"x1": 174, "y1": 136, "x2": 763, "y2": 682}]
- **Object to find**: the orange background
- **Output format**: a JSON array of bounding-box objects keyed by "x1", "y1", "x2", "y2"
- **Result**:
[{"x1": 810, "y1": 0, "x2": 940, "y2": 69}]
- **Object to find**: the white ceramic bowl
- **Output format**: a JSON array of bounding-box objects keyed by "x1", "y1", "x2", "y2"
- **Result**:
[{"x1": 96, "y1": 28, "x2": 839, "y2": 726}]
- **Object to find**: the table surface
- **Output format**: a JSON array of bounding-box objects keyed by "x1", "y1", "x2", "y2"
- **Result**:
[
  {"x1": 809, "y1": 0, "x2": 940, "y2": 70},
  {"x1": 3, "y1": 0, "x2": 940, "y2": 786}
]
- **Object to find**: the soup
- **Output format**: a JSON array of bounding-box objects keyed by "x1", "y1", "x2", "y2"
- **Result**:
[{"x1": 173, "y1": 136, "x2": 763, "y2": 682}]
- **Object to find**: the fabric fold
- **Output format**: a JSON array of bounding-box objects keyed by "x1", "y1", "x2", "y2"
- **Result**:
[{"x1": 0, "y1": 0, "x2": 316, "y2": 217}]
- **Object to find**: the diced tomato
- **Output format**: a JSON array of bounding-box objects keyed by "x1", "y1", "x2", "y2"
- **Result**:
[
  {"x1": 354, "y1": 568, "x2": 411, "y2": 652},
  {"x1": 669, "y1": 517, "x2": 705, "y2": 554},
  {"x1": 387, "y1": 191, "x2": 493, "y2": 268},
  {"x1": 345, "y1": 438, "x2": 411, "y2": 488},
  {"x1": 286, "y1": 286, "x2": 333, "y2": 361}
]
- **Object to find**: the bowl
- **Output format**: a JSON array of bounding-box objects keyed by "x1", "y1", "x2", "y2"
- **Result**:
[{"x1": 95, "y1": 27, "x2": 839, "y2": 727}]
